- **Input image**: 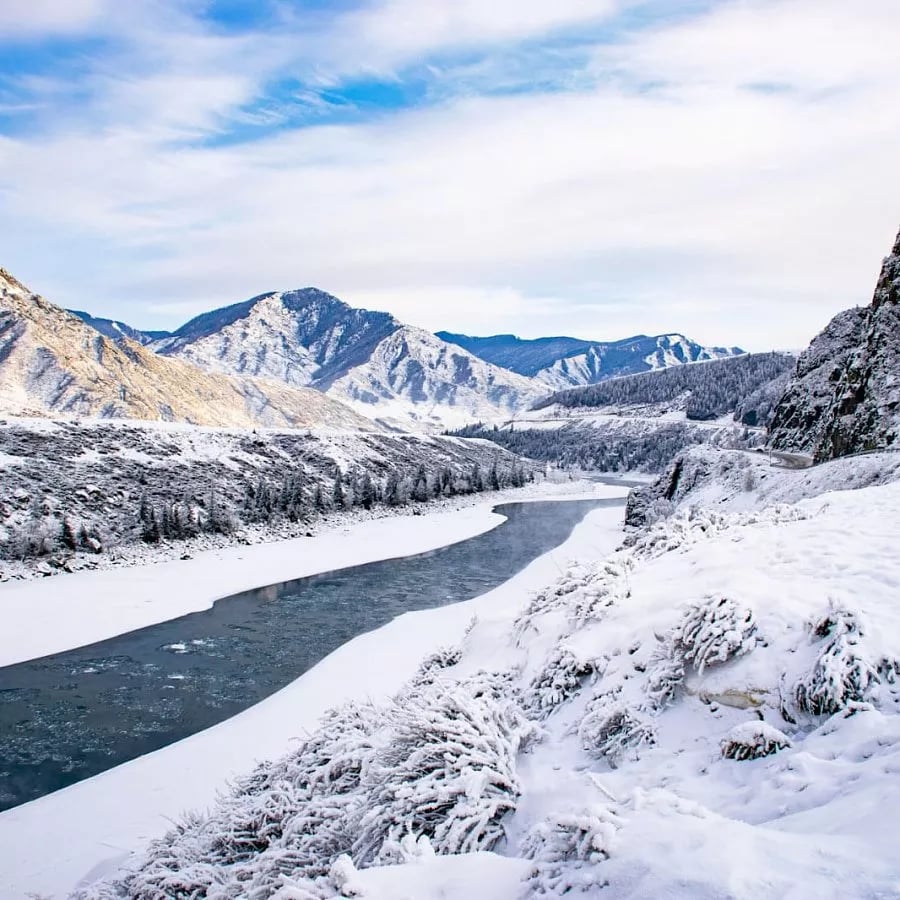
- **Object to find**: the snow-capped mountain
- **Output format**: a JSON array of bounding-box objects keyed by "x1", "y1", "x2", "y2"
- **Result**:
[
  {"x1": 149, "y1": 289, "x2": 538, "y2": 428},
  {"x1": 0, "y1": 268, "x2": 371, "y2": 430},
  {"x1": 768, "y1": 226, "x2": 900, "y2": 461},
  {"x1": 438, "y1": 331, "x2": 744, "y2": 389}
]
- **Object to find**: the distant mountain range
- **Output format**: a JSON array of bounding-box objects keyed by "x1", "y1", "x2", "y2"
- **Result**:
[
  {"x1": 67, "y1": 290, "x2": 743, "y2": 428},
  {"x1": 437, "y1": 331, "x2": 743, "y2": 389}
]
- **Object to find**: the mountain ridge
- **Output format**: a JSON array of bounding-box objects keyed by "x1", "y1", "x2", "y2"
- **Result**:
[
  {"x1": 437, "y1": 329, "x2": 744, "y2": 388},
  {"x1": 66, "y1": 290, "x2": 746, "y2": 427},
  {"x1": 0, "y1": 269, "x2": 372, "y2": 430}
]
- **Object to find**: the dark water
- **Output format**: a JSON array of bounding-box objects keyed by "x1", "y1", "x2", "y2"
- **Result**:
[{"x1": 0, "y1": 498, "x2": 621, "y2": 812}]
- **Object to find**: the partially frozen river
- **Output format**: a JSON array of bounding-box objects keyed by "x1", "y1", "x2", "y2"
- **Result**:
[{"x1": 0, "y1": 497, "x2": 622, "y2": 811}]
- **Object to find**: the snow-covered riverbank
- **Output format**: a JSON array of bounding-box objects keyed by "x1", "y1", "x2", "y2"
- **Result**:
[
  {"x1": 38, "y1": 463, "x2": 900, "y2": 900},
  {"x1": 0, "y1": 479, "x2": 624, "y2": 668},
  {"x1": 0, "y1": 499, "x2": 628, "y2": 899}
]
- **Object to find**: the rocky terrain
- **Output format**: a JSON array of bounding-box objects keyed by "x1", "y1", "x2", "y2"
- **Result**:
[{"x1": 768, "y1": 227, "x2": 900, "y2": 460}]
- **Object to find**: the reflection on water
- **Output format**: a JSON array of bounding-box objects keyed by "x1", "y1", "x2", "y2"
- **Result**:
[{"x1": 0, "y1": 498, "x2": 621, "y2": 811}]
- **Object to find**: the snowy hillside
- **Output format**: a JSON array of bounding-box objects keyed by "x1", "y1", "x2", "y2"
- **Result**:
[
  {"x1": 769, "y1": 226, "x2": 900, "y2": 460},
  {"x1": 0, "y1": 417, "x2": 533, "y2": 575},
  {"x1": 76, "y1": 460, "x2": 900, "y2": 899},
  {"x1": 327, "y1": 326, "x2": 539, "y2": 429},
  {"x1": 0, "y1": 269, "x2": 371, "y2": 431},
  {"x1": 625, "y1": 445, "x2": 900, "y2": 527},
  {"x1": 146, "y1": 289, "x2": 537, "y2": 428},
  {"x1": 533, "y1": 352, "x2": 794, "y2": 422},
  {"x1": 448, "y1": 353, "x2": 793, "y2": 474},
  {"x1": 439, "y1": 330, "x2": 744, "y2": 389}
]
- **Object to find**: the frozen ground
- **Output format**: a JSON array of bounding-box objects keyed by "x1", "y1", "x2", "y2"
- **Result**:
[{"x1": 0, "y1": 494, "x2": 628, "y2": 900}]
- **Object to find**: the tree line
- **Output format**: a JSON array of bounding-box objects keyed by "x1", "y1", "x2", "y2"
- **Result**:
[{"x1": 533, "y1": 352, "x2": 795, "y2": 423}]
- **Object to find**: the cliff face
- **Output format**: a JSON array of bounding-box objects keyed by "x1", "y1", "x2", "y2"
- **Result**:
[{"x1": 768, "y1": 228, "x2": 900, "y2": 461}]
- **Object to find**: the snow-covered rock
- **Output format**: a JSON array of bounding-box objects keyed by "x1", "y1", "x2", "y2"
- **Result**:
[{"x1": 769, "y1": 225, "x2": 900, "y2": 460}]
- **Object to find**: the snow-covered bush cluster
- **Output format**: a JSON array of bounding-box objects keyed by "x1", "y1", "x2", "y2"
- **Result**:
[
  {"x1": 521, "y1": 807, "x2": 620, "y2": 895},
  {"x1": 523, "y1": 645, "x2": 599, "y2": 719},
  {"x1": 793, "y1": 607, "x2": 882, "y2": 716},
  {"x1": 671, "y1": 595, "x2": 758, "y2": 675},
  {"x1": 579, "y1": 693, "x2": 657, "y2": 765},
  {"x1": 77, "y1": 671, "x2": 533, "y2": 899}
]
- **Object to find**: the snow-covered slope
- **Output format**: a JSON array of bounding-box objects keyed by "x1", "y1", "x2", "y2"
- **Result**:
[
  {"x1": 147, "y1": 289, "x2": 537, "y2": 428},
  {"x1": 0, "y1": 416, "x2": 534, "y2": 573},
  {"x1": 625, "y1": 445, "x2": 900, "y2": 526},
  {"x1": 439, "y1": 330, "x2": 744, "y2": 389},
  {"x1": 769, "y1": 226, "x2": 900, "y2": 460},
  {"x1": 76, "y1": 467, "x2": 900, "y2": 899},
  {"x1": 0, "y1": 269, "x2": 371, "y2": 430},
  {"x1": 328, "y1": 325, "x2": 539, "y2": 429}
]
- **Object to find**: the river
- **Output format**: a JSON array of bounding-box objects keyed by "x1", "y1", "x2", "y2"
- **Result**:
[{"x1": 0, "y1": 497, "x2": 623, "y2": 811}]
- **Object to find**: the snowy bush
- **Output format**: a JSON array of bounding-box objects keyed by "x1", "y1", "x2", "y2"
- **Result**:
[
  {"x1": 407, "y1": 645, "x2": 463, "y2": 689},
  {"x1": 355, "y1": 671, "x2": 534, "y2": 863},
  {"x1": 720, "y1": 721, "x2": 792, "y2": 760},
  {"x1": 75, "y1": 702, "x2": 384, "y2": 898},
  {"x1": 643, "y1": 639, "x2": 686, "y2": 711},
  {"x1": 795, "y1": 608, "x2": 880, "y2": 716},
  {"x1": 579, "y1": 693, "x2": 656, "y2": 766},
  {"x1": 523, "y1": 646, "x2": 599, "y2": 719},
  {"x1": 672, "y1": 595, "x2": 758, "y2": 675},
  {"x1": 79, "y1": 667, "x2": 537, "y2": 898},
  {"x1": 520, "y1": 808, "x2": 621, "y2": 896}
]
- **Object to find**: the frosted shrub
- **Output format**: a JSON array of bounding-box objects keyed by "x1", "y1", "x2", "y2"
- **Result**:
[
  {"x1": 579, "y1": 694, "x2": 656, "y2": 766},
  {"x1": 720, "y1": 721, "x2": 792, "y2": 760},
  {"x1": 407, "y1": 645, "x2": 463, "y2": 689},
  {"x1": 795, "y1": 608, "x2": 879, "y2": 715},
  {"x1": 521, "y1": 808, "x2": 621, "y2": 896},
  {"x1": 76, "y1": 702, "x2": 384, "y2": 899},
  {"x1": 673, "y1": 595, "x2": 758, "y2": 675},
  {"x1": 523, "y1": 646, "x2": 599, "y2": 719},
  {"x1": 644, "y1": 640, "x2": 686, "y2": 711},
  {"x1": 355, "y1": 671, "x2": 535, "y2": 864}
]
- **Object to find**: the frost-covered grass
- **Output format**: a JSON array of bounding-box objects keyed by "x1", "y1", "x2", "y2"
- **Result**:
[{"x1": 40, "y1": 467, "x2": 900, "y2": 899}]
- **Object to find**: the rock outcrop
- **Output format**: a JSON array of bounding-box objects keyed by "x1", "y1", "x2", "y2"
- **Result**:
[{"x1": 768, "y1": 227, "x2": 900, "y2": 461}]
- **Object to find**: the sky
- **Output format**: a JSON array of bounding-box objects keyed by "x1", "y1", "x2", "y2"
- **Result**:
[{"x1": 0, "y1": 0, "x2": 898, "y2": 350}]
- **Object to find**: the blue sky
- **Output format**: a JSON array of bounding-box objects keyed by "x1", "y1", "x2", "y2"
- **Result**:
[{"x1": 0, "y1": 0, "x2": 898, "y2": 349}]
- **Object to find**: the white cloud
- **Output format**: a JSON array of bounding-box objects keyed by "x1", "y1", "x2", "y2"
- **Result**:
[
  {"x1": 1, "y1": 0, "x2": 899, "y2": 350},
  {"x1": 0, "y1": 0, "x2": 107, "y2": 37}
]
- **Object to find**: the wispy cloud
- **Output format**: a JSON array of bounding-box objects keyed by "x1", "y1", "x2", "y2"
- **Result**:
[{"x1": 0, "y1": 0, "x2": 898, "y2": 349}]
